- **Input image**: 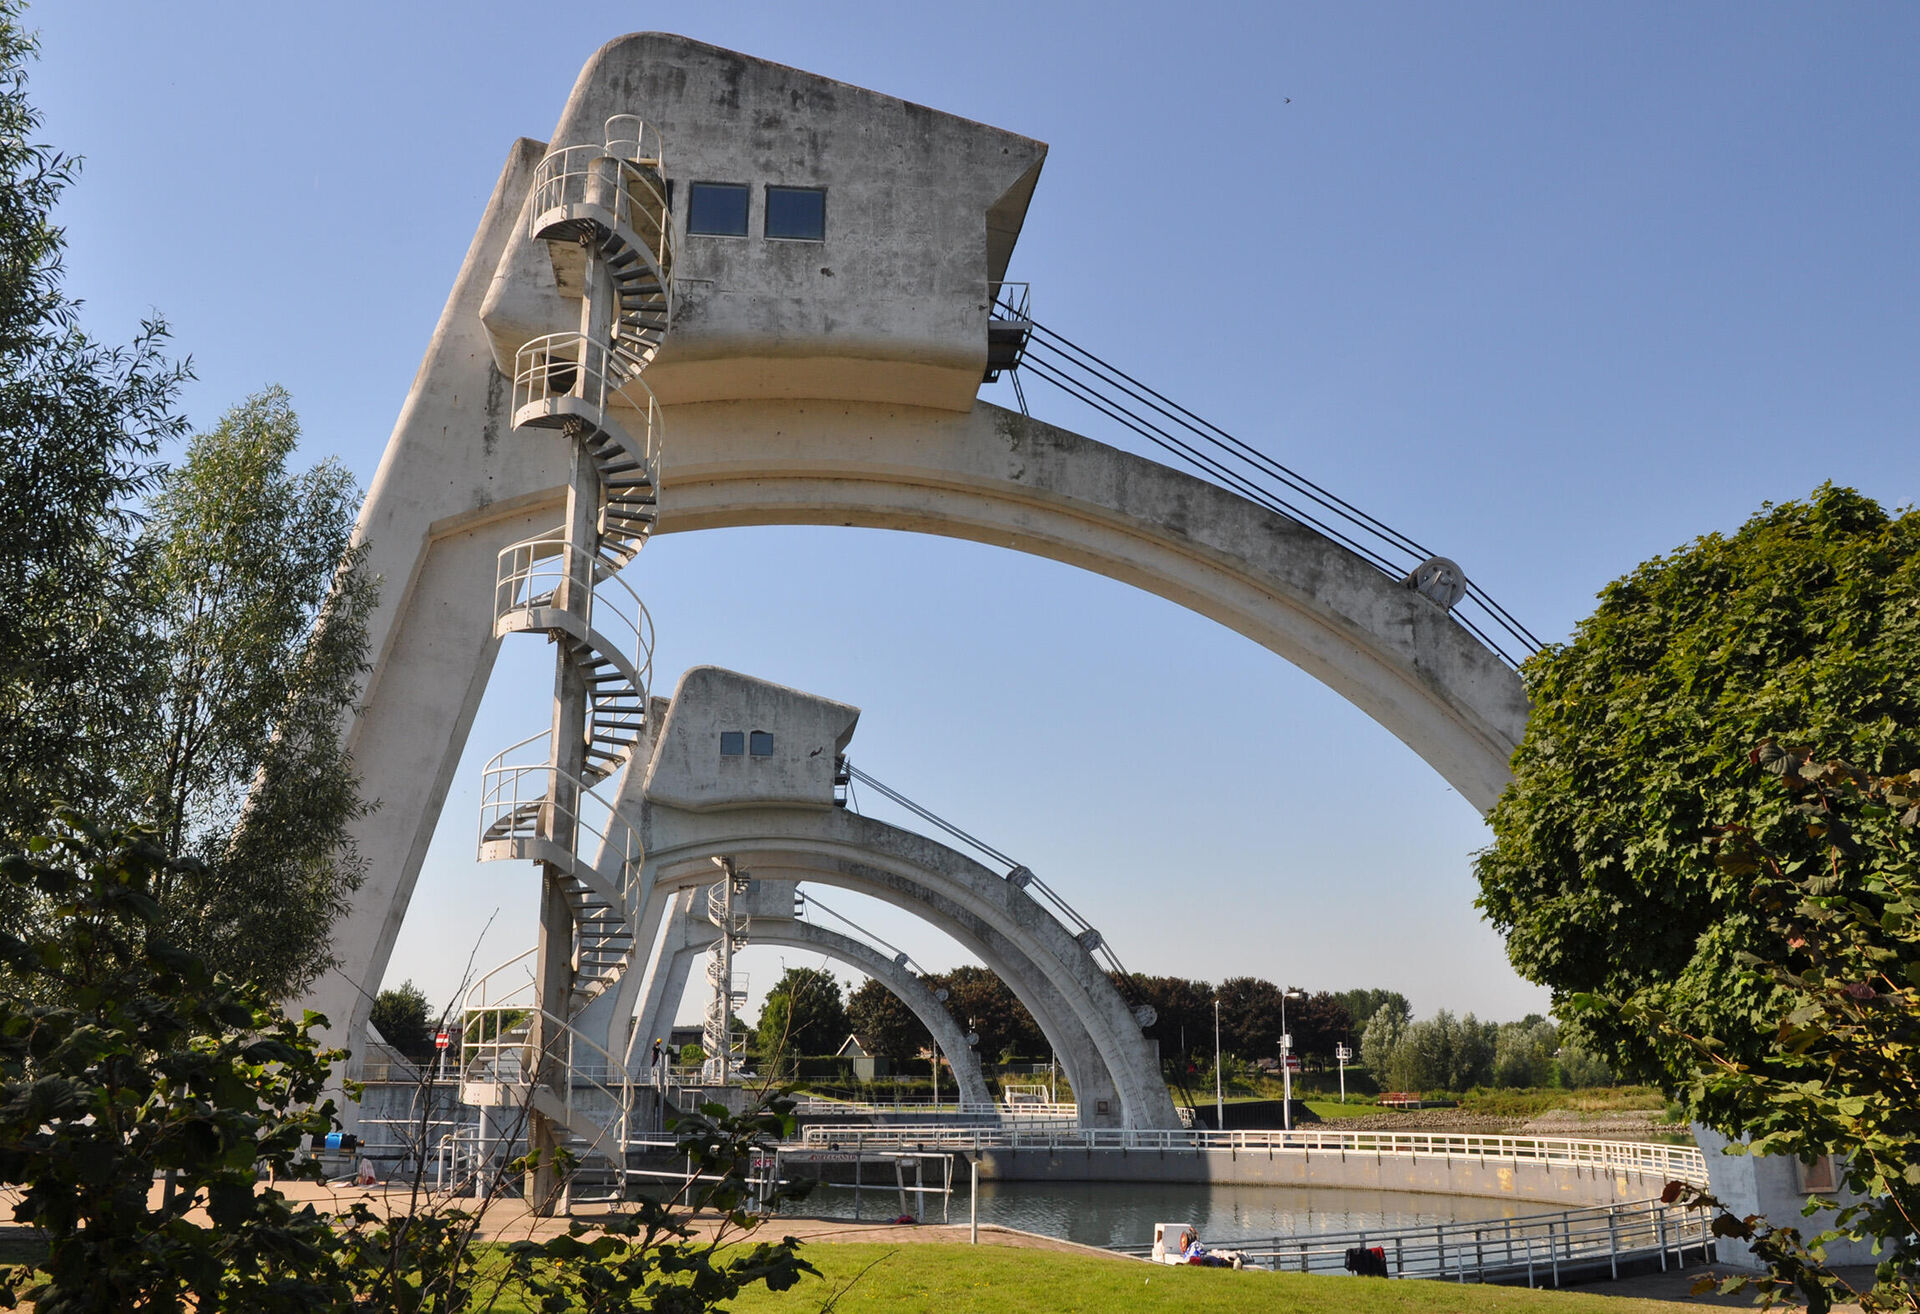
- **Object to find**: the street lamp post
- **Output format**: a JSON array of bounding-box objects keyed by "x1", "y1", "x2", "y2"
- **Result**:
[
  {"x1": 1212, "y1": 995, "x2": 1223, "y2": 1132},
  {"x1": 1280, "y1": 988, "x2": 1306, "y2": 1132},
  {"x1": 1335, "y1": 1043, "x2": 1352, "y2": 1103}
]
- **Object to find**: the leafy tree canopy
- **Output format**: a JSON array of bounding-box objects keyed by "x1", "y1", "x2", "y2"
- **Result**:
[
  {"x1": 131, "y1": 388, "x2": 375, "y2": 997},
  {"x1": 0, "y1": 9, "x2": 188, "y2": 849},
  {"x1": 754, "y1": 967, "x2": 850, "y2": 1060},
  {"x1": 924, "y1": 965, "x2": 1045, "y2": 1063},
  {"x1": 369, "y1": 978, "x2": 434, "y2": 1063},
  {"x1": 0, "y1": 18, "x2": 374, "y2": 1003},
  {"x1": 845, "y1": 976, "x2": 926, "y2": 1063},
  {"x1": 1594, "y1": 750, "x2": 1920, "y2": 1312},
  {"x1": 0, "y1": 814, "x2": 345, "y2": 1311},
  {"x1": 1476, "y1": 486, "x2": 1920, "y2": 1076}
]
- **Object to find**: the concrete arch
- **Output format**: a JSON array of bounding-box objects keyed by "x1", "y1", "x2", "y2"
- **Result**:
[
  {"x1": 638, "y1": 853, "x2": 1123, "y2": 1126},
  {"x1": 647, "y1": 397, "x2": 1529, "y2": 815},
  {"x1": 312, "y1": 51, "x2": 1528, "y2": 1078},
  {"x1": 632, "y1": 800, "x2": 1176, "y2": 1128},
  {"x1": 625, "y1": 885, "x2": 992, "y2": 1108}
]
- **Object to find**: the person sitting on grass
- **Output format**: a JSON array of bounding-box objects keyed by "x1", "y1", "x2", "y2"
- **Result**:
[{"x1": 1180, "y1": 1228, "x2": 1243, "y2": 1269}]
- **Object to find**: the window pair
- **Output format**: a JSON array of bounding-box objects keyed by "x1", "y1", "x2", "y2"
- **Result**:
[
  {"x1": 688, "y1": 183, "x2": 825, "y2": 241},
  {"x1": 720, "y1": 730, "x2": 774, "y2": 757}
]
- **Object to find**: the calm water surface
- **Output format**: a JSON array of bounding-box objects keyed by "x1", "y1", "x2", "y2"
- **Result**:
[{"x1": 805, "y1": 1174, "x2": 1531, "y2": 1251}]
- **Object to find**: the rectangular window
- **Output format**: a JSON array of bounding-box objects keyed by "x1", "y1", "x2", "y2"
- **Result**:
[
  {"x1": 688, "y1": 182, "x2": 749, "y2": 236},
  {"x1": 764, "y1": 186, "x2": 826, "y2": 241},
  {"x1": 720, "y1": 731, "x2": 745, "y2": 756},
  {"x1": 749, "y1": 731, "x2": 775, "y2": 757},
  {"x1": 1796, "y1": 1155, "x2": 1839, "y2": 1193}
]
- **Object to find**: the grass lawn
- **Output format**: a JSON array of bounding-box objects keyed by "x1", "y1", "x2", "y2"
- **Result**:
[
  {"x1": 1303, "y1": 1099, "x2": 1379, "y2": 1120},
  {"x1": 723, "y1": 1243, "x2": 1692, "y2": 1314}
]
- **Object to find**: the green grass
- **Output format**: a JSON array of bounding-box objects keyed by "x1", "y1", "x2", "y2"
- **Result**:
[
  {"x1": 1303, "y1": 1099, "x2": 1379, "y2": 1120},
  {"x1": 722, "y1": 1243, "x2": 1691, "y2": 1313}
]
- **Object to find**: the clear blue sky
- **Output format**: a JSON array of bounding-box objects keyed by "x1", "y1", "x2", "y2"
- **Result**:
[{"x1": 31, "y1": 3, "x2": 1919, "y2": 1028}]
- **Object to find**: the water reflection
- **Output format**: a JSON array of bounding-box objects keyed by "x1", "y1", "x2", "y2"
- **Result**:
[{"x1": 805, "y1": 1175, "x2": 1531, "y2": 1250}]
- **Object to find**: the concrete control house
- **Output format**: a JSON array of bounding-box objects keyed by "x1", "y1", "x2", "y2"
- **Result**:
[{"x1": 319, "y1": 32, "x2": 1532, "y2": 1209}]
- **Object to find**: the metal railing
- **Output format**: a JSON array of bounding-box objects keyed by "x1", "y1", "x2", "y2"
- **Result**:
[
  {"x1": 528, "y1": 143, "x2": 673, "y2": 292},
  {"x1": 601, "y1": 115, "x2": 665, "y2": 172},
  {"x1": 511, "y1": 331, "x2": 664, "y2": 450},
  {"x1": 494, "y1": 536, "x2": 655, "y2": 697},
  {"x1": 791, "y1": 1096, "x2": 1079, "y2": 1119},
  {"x1": 457, "y1": 969, "x2": 638, "y2": 1185},
  {"x1": 838, "y1": 761, "x2": 1150, "y2": 1015},
  {"x1": 796, "y1": 1125, "x2": 1707, "y2": 1182},
  {"x1": 989, "y1": 280, "x2": 1031, "y2": 322},
  {"x1": 1136, "y1": 1195, "x2": 1713, "y2": 1285},
  {"x1": 477, "y1": 731, "x2": 645, "y2": 903}
]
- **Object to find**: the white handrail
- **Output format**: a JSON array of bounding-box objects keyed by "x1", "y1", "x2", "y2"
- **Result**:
[
  {"x1": 1133, "y1": 1194, "x2": 1713, "y2": 1283},
  {"x1": 796, "y1": 1125, "x2": 1707, "y2": 1183},
  {"x1": 511, "y1": 332, "x2": 664, "y2": 452},
  {"x1": 494, "y1": 535, "x2": 656, "y2": 699},
  {"x1": 528, "y1": 144, "x2": 674, "y2": 298},
  {"x1": 602, "y1": 115, "x2": 665, "y2": 171},
  {"x1": 476, "y1": 737, "x2": 645, "y2": 906}
]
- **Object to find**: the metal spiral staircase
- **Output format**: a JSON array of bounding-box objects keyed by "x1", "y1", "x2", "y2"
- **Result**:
[
  {"x1": 460, "y1": 115, "x2": 673, "y2": 1200},
  {"x1": 701, "y1": 869, "x2": 754, "y2": 1084}
]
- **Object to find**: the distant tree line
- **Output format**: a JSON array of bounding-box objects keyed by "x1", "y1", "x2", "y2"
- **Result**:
[{"x1": 747, "y1": 961, "x2": 1610, "y2": 1093}]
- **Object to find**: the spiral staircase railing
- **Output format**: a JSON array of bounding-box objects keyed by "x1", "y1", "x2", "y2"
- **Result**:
[{"x1": 466, "y1": 112, "x2": 674, "y2": 1196}]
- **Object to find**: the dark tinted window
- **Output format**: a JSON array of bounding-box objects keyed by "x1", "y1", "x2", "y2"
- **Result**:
[
  {"x1": 765, "y1": 186, "x2": 826, "y2": 241},
  {"x1": 688, "y1": 182, "x2": 749, "y2": 236},
  {"x1": 719, "y1": 731, "x2": 745, "y2": 756},
  {"x1": 749, "y1": 731, "x2": 775, "y2": 757}
]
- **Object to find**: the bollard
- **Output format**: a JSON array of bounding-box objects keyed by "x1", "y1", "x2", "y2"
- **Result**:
[{"x1": 970, "y1": 1158, "x2": 978, "y2": 1244}]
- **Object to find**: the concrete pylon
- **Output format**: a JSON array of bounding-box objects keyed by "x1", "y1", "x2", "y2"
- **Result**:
[
  {"x1": 309, "y1": 34, "x2": 1527, "y2": 1092},
  {"x1": 627, "y1": 884, "x2": 995, "y2": 1110}
]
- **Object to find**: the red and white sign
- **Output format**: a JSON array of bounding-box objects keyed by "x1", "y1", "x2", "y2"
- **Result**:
[{"x1": 435, "y1": 1031, "x2": 450, "y2": 1050}]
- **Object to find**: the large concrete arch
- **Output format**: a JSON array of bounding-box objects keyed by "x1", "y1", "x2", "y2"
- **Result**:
[
  {"x1": 636, "y1": 852, "x2": 1126, "y2": 1125},
  {"x1": 309, "y1": 36, "x2": 1529, "y2": 1082},
  {"x1": 626, "y1": 885, "x2": 992, "y2": 1108}
]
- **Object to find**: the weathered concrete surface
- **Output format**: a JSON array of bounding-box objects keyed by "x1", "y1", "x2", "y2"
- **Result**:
[
  {"x1": 976, "y1": 1147, "x2": 1673, "y2": 1207},
  {"x1": 1694, "y1": 1124, "x2": 1876, "y2": 1271},
  {"x1": 314, "y1": 33, "x2": 1529, "y2": 1107},
  {"x1": 293, "y1": 138, "x2": 569, "y2": 1077},
  {"x1": 650, "y1": 398, "x2": 1527, "y2": 811},
  {"x1": 617, "y1": 667, "x2": 1174, "y2": 1128},
  {"x1": 595, "y1": 670, "x2": 1152, "y2": 1126},
  {"x1": 481, "y1": 33, "x2": 1047, "y2": 415},
  {"x1": 642, "y1": 667, "x2": 858, "y2": 812}
]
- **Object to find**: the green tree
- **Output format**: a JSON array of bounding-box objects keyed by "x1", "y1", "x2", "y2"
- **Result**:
[
  {"x1": 0, "y1": 10, "x2": 188, "y2": 852},
  {"x1": 1475, "y1": 486, "x2": 1920, "y2": 1077},
  {"x1": 0, "y1": 814, "x2": 819, "y2": 1314},
  {"x1": 1492, "y1": 1016, "x2": 1558, "y2": 1088},
  {"x1": 1382, "y1": 1010, "x2": 1495, "y2": 1093},
  {"x1": 370, "y1": 978, "x2": 434, "y2": 1063},
  {"x1": 1333, "y1": 988, "x2": 1411, "y2": 1038},
  {"x1": 0, "y1": 814, "x2": 348, "y2": 1312},
  {"x1": 1289, "y1": 991, "x2": 1354, "y2": 1068},
  {"x1": 130, "y1": 387, "x2": 376, "y2": 998},
  {"x1": 1359, "y1": 998, "x2": 1411, "y2": 1078},
  {"x1": 1214, "y1": 975, "x2": 1286, "y2": 1059},
  {"x1": 1594, "y1": 749, "x2": 1920, "y2": 1312},
  {"x1": 926, "y1": 965, "x2": 1045, "y2": 1062},
  {"x1": 846, "y1": 976, "x2": 926, "y2": 1064},
  {"x1": 1119, "y1": 973, "x2": 1214, "y2": 1072},
  {"x1": 755, "y1": 967, "x2": 850, "y2": 1064}
]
